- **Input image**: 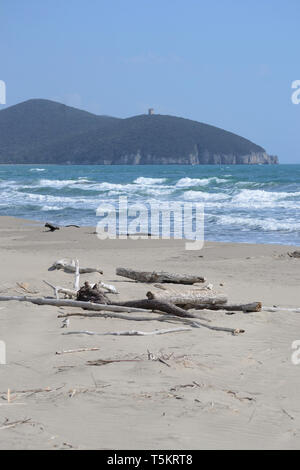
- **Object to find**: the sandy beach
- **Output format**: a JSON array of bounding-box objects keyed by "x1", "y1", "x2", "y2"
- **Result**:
[{"x1": 0, "y1": 215, "x2": 300, "y2": 449}]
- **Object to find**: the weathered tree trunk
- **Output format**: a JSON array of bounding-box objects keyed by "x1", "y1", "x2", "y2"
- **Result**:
[
  {"x1": 146, "y1": 290, "x2": 227, "y2": 306},
  {"x1": 116, "y1": 268, "x2": 205, "y2": 284},
  {"x1": 194, "y1": 302, "x2": 262, "y2": 312}
]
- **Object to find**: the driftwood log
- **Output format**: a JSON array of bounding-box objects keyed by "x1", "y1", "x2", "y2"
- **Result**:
[
  {"x1": 69, "y1": 282, "x2": 204, "y2": 319},
  {"x1": 48, "y1": 259, "x2": 103, "y2": 274},
  {"x1": 146, "y1": 290, "x2": 227, "y2": 306},
  {"x1": 0, "y1": 295, "x2": 150, "y2": 313},
  {"x1": 0, "y1": 296, "x2": 243, "y2": 335},
  {"x1": 114, "y1": 299, "x2": 200, "y2": 318},
  {"x1": 116, "y1": 268, "x2": 205, "y2": 284},
  {"x1": 0, "y1": 295, "x2": 203, "y2": 319},
  {"x1": 194, "y1": 302, "x2": 262, "y2": 312},
  {"x1": 288, "y1": 251, "x2": 300, "y2": 258},
  {"x1": 45, "y1": 222, "x2": 59, "y2": 232}
]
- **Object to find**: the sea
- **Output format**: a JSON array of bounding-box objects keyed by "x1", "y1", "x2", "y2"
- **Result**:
[{"x1": 0, "y1": 164, "x2": 299, "y2": 246}]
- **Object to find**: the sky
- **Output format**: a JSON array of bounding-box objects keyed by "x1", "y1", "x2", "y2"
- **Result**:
[{"x1": 0, "y1": 0, "x2": 300, "y2": 163}]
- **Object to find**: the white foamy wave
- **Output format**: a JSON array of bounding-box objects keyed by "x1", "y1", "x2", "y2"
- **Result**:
[
  {"x1": 231, "y1": 189, "x2": 300, "y2": 208},
  {"x1": 39, "y1": 179, "x2": 81, "y2": 188},
  {"x1": 183, "y1": 190, "x2": 230, "y2": 201},
  {"x1": 176, "y1": 177, "x2": 227, "y2": 187},
  {"x1": 41, "y1": 205, "x2": 61, "y2": 211},
  {"x1": 215, "y1": 214, "x2": 300, "y2": 232},
  {"x1": 143, "y1": 187, "x2": 174, "y2": 196},
  {"x1": 30, "y1": 168, "x2": 46, "y2": 172},
  {"x1": 76, "y1": 178, "x2": 91, "y2": 183},
  {"x1": 8, "y1": 192, "x2": 100, "y2": 210},
  {"x1": 133, "y1": 177, "x2": 167, "y2": 185},
  {"x1": 38, "y1": 178, "x2": 93, "y2": 188},
  {"x1": 87, "y1": 182, "x2": 137, "y2": 192}
]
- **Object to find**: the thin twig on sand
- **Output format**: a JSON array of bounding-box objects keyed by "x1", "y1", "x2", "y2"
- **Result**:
[
  {"x1": 55, "y1": 347, "x2": 100, "y2": 355},
  {"x1": 0, "y1": 418, "x2": 32, "y2": 431},
  {"x1": 62, "y1": 327, "x2": 193, "y2": 337}
]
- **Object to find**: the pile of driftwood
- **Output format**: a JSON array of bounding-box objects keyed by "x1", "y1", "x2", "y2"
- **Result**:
[{"x1": 0, "y1": 258, "x2": 264, "y2": 337}]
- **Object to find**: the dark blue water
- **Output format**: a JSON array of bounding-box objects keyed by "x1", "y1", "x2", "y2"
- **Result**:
[{"x1": 0, "y1": 164, "x2": 299, "y2": 245}]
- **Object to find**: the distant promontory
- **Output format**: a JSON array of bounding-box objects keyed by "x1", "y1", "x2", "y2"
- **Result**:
[{"x1": 0, "y1": 99, "x2": 278, "y2": 165}]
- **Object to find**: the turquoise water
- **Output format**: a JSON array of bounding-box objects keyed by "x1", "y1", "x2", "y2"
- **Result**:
[{"x1": 0, "y1": 164, "x2": 299, "y2": 245}]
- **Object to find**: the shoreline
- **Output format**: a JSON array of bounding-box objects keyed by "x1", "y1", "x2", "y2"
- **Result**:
[
  {"x1": 0, "y1": 215, "x2": 300, "y2": 449},
  {"x1": 1, "y1": 215, "x2": 298, "y2": 248}
]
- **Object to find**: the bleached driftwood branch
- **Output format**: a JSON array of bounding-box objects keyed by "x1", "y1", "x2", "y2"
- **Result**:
[
  {"x1": 63, "y1": 327, "x2": 193, "y2": 336},
  {"x1": 0, "y1": 295, "x2": 149, "y2": 313},
  {"x1": 0, "y1": 418, "x2": 31, "y2": 431},
  {"x1": 98, "y1": 281, "x2": 118, "y2": 294},
  {"x1": 74, "y1": 259, "x2": 80, "y2": 291},
  {"x1": 57, "y1": 310, "x2": 210, "y2": 324},
  {"x1": 189, "y1": 321, "x2": 245, "y2": 335},
  {"x1": 55, "y1": 347, "x2": 100, "y2": 355},
  {"x1": 43, "y1": 280, "x2": 76, "y2": 299},
  {"x1": 48, "y1": 259, "x2": 103, "y2": 274},
  {"x1": 116, "y1": 268, "x2": 205, "y2": 284},
  {"x1": 57, "y1": 311, "x2": 242, "y2": 334}
]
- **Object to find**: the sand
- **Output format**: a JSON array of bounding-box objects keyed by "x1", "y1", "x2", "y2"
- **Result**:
[{"x1": 0, "y1": 215, "x2": 300, "y2": 449}]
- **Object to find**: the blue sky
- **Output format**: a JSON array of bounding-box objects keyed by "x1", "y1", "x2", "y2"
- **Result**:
[{"x1": 0, "y1": 0, "x2": 299, "y2": 162}]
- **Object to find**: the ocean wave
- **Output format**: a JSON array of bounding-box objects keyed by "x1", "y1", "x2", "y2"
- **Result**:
[
  {"x1": 231, "y1": 189, "x2": 300, "y2": 206},
  {"x1": 133, "y1": 177, "x2": 167, "y2": 185},
  {"x1": 183, "y1": 190, "x2": 230, "y2": 201},
  {"x1": 0, "y1": 168, "x2": 300, "y2": 245},
  {"x1": 235, "y1": 181, "x2": 273, "y2": 188},
  {"x1": 176, "y1": 177, "x2": 227, "y2": 187},
  {"x1": 41, "y1": 205, "x2": 61, "y2": 211},
  {"x1": 214, "y1": 214, "x2": 300, "y2": 232},
  {"x1": 39, "y1": 178, "x2": 94, "y2": 188}
]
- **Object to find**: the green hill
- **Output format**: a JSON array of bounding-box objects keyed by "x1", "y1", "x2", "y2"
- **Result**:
[{"x1": 0, "y1": 99, "x2": 278, "y2": 164}]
